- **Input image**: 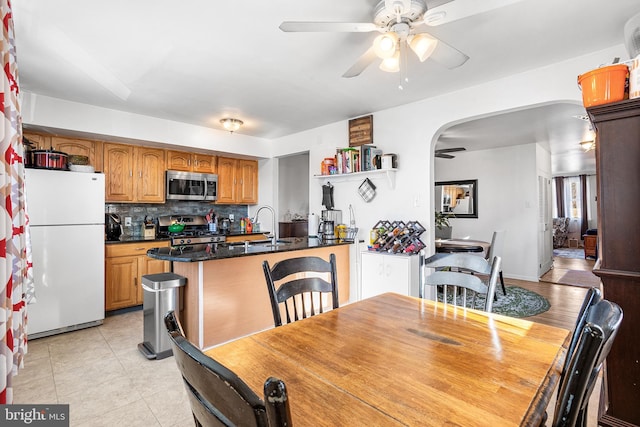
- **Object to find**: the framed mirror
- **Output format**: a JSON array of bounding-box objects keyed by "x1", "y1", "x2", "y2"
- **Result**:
[{"x1": 434, "y1": 179, "x2": 478, "y2": 218}]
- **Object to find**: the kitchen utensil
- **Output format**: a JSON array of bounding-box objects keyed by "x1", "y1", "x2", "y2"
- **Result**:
[
  {"x1": 168, "y1": 223, "x2": 185, "y2": 233},
  {"x1": 68, "y1": 154, "x2": 89, "y2": 165},
  {"x1": 32, "y1": 149, "x2": 68, "y2": 170},
  {"x1": 105, "y1": 213, "x2": 122, "y2": 241},
  {"x1": 221, "y1": 218, "x2": 230, "y2": 232},
  {"x1": 322, "y1": 182, "x2": 334, "y2": 210}
]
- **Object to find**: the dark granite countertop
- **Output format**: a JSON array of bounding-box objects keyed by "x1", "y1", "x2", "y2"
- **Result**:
[
  {"x1": 146, "y1": 237, "x2": 352, "y2": 262},
  {"x1": 105, "y1": 232, "x2": 267, "y2": 245}
]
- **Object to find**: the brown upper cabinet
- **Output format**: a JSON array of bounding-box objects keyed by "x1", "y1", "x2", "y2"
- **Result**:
[
  {"x1": 216, "y1": 157, "x2": 258, "y2": 205},
  {"x1": 24, "y1": 132, "x2": 104, "y2": 171},
  {"x1": 51, "y1": 136, "x2": 103, "y2": 171},
  {"x1": 167, "y1": 150, "x2": 216, "y2": 173},
  {"x1": 103, "y1": 143, "x2": 165, "y2": 203},
  {"x1": 23, "y1": 131, "x2": 50, "y2": 149}
]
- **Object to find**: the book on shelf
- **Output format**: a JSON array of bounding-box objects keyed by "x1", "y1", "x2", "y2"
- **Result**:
[{"x1": 334, "y1": 145, "x2": 389, "y2": 174}]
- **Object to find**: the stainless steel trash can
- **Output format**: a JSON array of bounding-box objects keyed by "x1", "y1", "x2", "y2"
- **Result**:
[{"x1": 137, "y1": 272, "x2": 186, "y2": 360}]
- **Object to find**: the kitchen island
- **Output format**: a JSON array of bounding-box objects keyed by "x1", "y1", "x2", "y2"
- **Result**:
[{"x1": 147, "y1": 237, "x2": 351, "y2": 348}]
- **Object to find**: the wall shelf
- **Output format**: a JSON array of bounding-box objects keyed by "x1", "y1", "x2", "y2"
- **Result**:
[{"x1": 313, "y1": 168, "x2": 397, "y2": 188}]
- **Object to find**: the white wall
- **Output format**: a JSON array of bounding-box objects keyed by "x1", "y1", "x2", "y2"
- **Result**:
[
  {"x1": 21, "y1": 93, "x2": 272, "y2": 158},
  {"x1": 435, "y1": 144, "x2": 540, "y2": 280}
]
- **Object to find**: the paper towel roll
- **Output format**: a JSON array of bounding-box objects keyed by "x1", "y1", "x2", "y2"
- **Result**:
[{"x1": 308, "y1": 213, "x2": 319, "y2": 237}]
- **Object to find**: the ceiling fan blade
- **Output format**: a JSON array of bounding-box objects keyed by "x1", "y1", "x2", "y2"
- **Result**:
[
  {"x1": 424, "y1": 0, "x2": 454, "y2": 9},
  {"x1": 426, "y1": 36, "x2": 469, "y2": 69},
  {"x1": 342, "y1": 46, "x2": 378, "y2": 78},
  {"x1": 423, "y1": 0, "x2": 524, "y2": 26},
  {"x1": 279, "y1": 22, "x2": 379, "y2": 33},
  {"x1": 435, "y1": 147, "x2": 466, "y2": 154},
  {"x1": 435, "y1": 153, "x2": 455, "y2": 159}
]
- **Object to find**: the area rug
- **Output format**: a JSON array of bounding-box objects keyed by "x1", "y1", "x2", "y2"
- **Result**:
[
  {"x1": 556, "y1": 269, "x2": 601, "y2": 288},
  {"x1": 438, "y1": 286, "x2": 550, "y2": 318},
  {"x1": 553, "y1": 248, "x2": 585, "y2": 259}
]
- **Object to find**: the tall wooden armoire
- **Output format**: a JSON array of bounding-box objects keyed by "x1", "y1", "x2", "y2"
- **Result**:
[{"x1": 588, "y1": 98, "x2": 640, "y2": 427}]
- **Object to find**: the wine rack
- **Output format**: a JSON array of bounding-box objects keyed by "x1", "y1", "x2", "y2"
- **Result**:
[{"x1": 369, "y1": 220, "x2": 426, "y2": 254}]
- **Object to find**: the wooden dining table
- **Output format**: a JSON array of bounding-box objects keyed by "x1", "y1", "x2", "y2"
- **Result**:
[{"x1": 205, "y1": 293, "x2": 570, "y2": 427}]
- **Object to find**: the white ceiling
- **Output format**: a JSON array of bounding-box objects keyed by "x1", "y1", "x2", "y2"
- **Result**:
[{"x1": 12, "y1": 0, "x2": 640, "y2": 174}]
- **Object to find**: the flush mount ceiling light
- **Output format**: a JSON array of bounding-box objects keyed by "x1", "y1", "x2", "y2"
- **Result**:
[
  {"x1": 220, "y1": 118, "x2": 243, "y2": 133},
  {"x1": 580, "y1": 140, "x2": 596, "y2": 152}
]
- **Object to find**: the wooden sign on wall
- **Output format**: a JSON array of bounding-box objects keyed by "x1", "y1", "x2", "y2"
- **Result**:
[{"x1": 349, "y1": 115, "x2": 373, "y2": 146}]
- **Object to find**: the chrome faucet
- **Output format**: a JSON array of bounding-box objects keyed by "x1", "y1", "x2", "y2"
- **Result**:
[{"x1": 252, "y1": 205, "x2": 277, "y2": 245}]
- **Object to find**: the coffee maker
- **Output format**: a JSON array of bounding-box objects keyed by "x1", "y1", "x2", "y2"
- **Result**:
[
  {"x1": 319, "y1": 210, "x2": 341, "y2": 241},
  {"x1": 105, "y1": 213, "x2": 123, "y2": 241}
]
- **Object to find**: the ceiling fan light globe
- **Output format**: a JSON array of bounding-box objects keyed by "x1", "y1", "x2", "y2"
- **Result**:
[
  {"x1": 373, "y1": 33, "x2": 398, "y2": 59},
  {"x1": 379, "y1": 51, "x2": 400, "y2": 72},
  {"x1": 408, "y1": 34, "x2": 438, "y2": 62}
]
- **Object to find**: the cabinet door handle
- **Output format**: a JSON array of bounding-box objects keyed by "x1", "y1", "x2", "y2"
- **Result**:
[
  {"x1": 188, "y1": 159, "x2": 191, "y2": 166},
  {"x1": 139, "y1": 171, "x2": 142, "y2": 178},
  {"x1": 129, "y1": 170, "x2": 133, "y2": 177},
  {"x1": 134, "y1": 277, "x2": 137, "y2": 287}
]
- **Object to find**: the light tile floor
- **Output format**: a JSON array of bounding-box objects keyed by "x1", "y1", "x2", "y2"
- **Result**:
[{"x1": 13, "y1": 309, "x2": 193, "y2": 427}]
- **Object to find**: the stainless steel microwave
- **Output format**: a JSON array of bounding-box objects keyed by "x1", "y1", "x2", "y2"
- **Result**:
[{"x1": 166, "y1": 170, "x2": 218, "y2": 201}]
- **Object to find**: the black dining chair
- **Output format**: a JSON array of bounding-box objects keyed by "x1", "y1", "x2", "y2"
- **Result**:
[
  {"x1": 164, "y1": 311, "x2": 293, "y2": 427},
  {"x1": 486, "y1": 230, "x2": 507, "y2": 295},
  {"x1": 539, "y1": 287, "x2": 602, "y2": 426},
  {"x1": 263, "y1": 254, "x2": 339, "y2": 327},
  {"x1": 551, "y1": 299, "x2": 622, "y2": 427}
]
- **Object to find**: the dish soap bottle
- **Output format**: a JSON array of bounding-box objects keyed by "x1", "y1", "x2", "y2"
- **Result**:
[{"x1": 240, "y1": 217, "x2": 246, "y2": 232}]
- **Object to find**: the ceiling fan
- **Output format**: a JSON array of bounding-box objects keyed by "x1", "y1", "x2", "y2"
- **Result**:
[
  {"x1": 435, "y1": 147, "x2": 466, "y2": 159},
  {"x1": 279, "y1": 0, "x2": 469, "y2": 78}
]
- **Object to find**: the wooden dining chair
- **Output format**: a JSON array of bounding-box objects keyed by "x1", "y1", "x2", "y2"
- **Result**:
[
  {"x1": 164, "y1": 311, "x2": 293, "y2": 427},
  {"x1": 551, "y1": 299, "x2": 622, "y2": 427},
  {"x1": 487, "y1": 230, "x2": 507, "y2": 295},
  {"x1": 423, "y1": 253, "x2": 501, "y2": 312},
  {"x1": 263, "y1": 254, "x2": 339, "y2": 327}
]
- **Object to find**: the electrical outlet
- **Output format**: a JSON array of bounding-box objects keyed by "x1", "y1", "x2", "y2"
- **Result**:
[
  {"x1": 229, "y1": 214, "x2": 234, "y2": 221},
  {"x1": 125, "y1": 217, "x2": 132, "y2": 227}
]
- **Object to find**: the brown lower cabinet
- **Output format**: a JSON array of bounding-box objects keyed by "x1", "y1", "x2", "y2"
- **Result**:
[{"x1": 105, "y1": 241, "x2": 170, "y2": 311}]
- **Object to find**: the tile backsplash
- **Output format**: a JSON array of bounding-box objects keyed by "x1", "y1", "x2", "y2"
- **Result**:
[{"x1": 106, "y1": 201, "x2": 248, "y2": 237}]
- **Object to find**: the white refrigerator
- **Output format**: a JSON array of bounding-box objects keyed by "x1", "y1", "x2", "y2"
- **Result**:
[{"x1": 25, "y1": 169, "x2": 105, "y2": 339}]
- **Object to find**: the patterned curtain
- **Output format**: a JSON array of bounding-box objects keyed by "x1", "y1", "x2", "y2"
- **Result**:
[
  {"x1": 554, "y1": 177, "x2": 565, "y2": 218},
  {"x1": 1, "y1": 0, "x2": 31, "y2": 404}
]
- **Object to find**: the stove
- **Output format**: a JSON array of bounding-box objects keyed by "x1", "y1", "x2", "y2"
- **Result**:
[{"x1": 157, "y1": 215, "x2": 226, "y2": 246}]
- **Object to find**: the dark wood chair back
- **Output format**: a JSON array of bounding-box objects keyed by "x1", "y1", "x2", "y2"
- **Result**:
[
  {"x1": 263, "y1": 254, "x2": 338, "y2": 327},
  {"x1": 552, "y1": 299, "x2": 623, "y2": 427},
  {"x1": 559, "y1": 287, "x2": 602, "y2": 393},
  {"x1": 164, "y1": 311, "x2": 293, "y2": 426}
]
